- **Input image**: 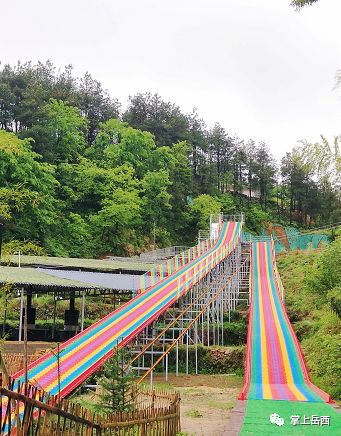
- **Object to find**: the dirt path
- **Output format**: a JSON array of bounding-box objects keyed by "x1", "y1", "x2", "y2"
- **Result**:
[{"x1": 152, "y1": 374, "x2": 243, "y2": 436}]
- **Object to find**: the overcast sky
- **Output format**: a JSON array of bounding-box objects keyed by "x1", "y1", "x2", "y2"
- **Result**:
[{"x1": 1, "y1": 0, "x2": 341, "y2": 161}]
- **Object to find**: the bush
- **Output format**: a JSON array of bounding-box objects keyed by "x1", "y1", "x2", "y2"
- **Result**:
[
  {"x1": 278, "y1": 241, "x2": 341, "y2": 400},
  {"x1": 314, "y1": 235, "x2": 341, "y2": 292},
  {"x1": 327, "y1": 287, "x2": 341, "y2": 318},
  {"x1": 302, "y1": 331, "x2": 341, "y2": 400},
  {"x1": 201, "y1": 346, "x2": 245, "y2": 374},
  {"x1": 164, "y1": 344, "x2": 245, "y2": 375},
  {"x1": 3, "y1": 240, "x2": 47, "y2": 257},
  {"x1": 293, "y1": 320, "x2": 319, "y2": 341},
  {"x1": 222, "y1": 322, "x2": 247, "y2": 345}
]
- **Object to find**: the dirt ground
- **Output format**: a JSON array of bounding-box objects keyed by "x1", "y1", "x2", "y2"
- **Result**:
[{"x1": 152, "y1": 373, "x2": 243, "y2": 436}]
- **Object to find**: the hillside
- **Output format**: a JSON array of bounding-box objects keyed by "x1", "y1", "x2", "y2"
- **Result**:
[
  {"x1": 277, "y1": 236, "x2": 341, "y2": 400},
  {"x1": 0, "y1": 61, "x2": 340, "y2": 260}
]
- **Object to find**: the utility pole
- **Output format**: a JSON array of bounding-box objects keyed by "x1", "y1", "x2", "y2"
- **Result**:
[
  {"x1": 14, "y1": 250, "x2": 21, "y2": 268},
  {"x1": 51, "y1": 343, "x2": 63, "y2": 406}
]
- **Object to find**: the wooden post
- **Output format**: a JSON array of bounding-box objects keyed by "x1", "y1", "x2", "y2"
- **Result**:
[
  {"x1": 81, "y1": 290, "x2": 85, "y2": 332},
  {"x1": 24, "y1": 296, "x2": 28, "y2": 391},
  {"x1": 57, "y1": 342, "x2": 61, "y2": 406},
  {"x1": 52, "y1": 291, "x2": 57, "y2": 340},
  {"x1": 19, "y1": 288, "x2": 24, "y2": 343}
]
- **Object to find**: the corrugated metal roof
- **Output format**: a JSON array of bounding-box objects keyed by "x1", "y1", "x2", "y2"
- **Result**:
[{"x1": 39, "y1": 269, "x2": 138, "y2": 290}]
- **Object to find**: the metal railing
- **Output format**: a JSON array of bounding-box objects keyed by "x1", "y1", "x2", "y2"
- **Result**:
[{"x1": 139, "y1": 246, "x2": 188, "y2": 261}]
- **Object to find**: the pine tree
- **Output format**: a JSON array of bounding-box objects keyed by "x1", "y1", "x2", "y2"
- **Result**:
[{"x1": 95, "y1": 346, "x2": 135, "y2": 414}]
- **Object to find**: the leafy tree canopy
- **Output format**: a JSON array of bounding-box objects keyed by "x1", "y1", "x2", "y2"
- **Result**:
[
  {"x1": 0, "y1": 60, "x2": 339, "y2": 257},
  {"x1": 291, "y1": 0, "x2": 320, "y2": 9}
]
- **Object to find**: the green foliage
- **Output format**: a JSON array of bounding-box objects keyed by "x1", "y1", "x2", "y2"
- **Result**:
[
  {"x1": 164, "y1": 345, "x2": 245, "y2": 375},
  {"x1": 0, "y1": 130, "x2": 58, "y2": 244},
  {"x1": 90, "y1": 188, "x2": 142, "y2": 256},
  {"x1": 27, "y1": 99, "x2": 87, "y2": 163},
  {"x1": 314, "y1": 235, "x2": 341, "y2": 292},
  {"x1": 222, "y1": 322, "x2": 248, "y2": 345},
  {"x1": 217, "y1": 193, "x2": 235, "y2": 215},
  {"x1": 0, "y1": 282, "x2": 15, "y2": 323},
  {"x1": 3, "y1": 240, "x2": 46, "y2": 256},
  {"x1": 142, "y1": 170, "x2": 172, "y2": 229},
  {"x1": 0, "y1": 60, "x2": 339, "y2": 257},
  {"x1": 95, "y1": 347, "x2": 135, "y2": 414},
  {"x1": 291, "y1": 0, "x2": 320, "y2": 9},
  {"x1": 327, "y1": 287, "x2": 341, "y2": 317},
  {"x1": 302, "y1": 330, "x2": 341, "y2": 399},
  {"x1": 92, "y1": 118, "x2": 155, "y2": 178},
  {"x1": 185, "y1": 409, "x2": 202, "y2": 418},
  {"x1": 278, "y1": 238, "x2": 341, "y2": 400},
  {"x1": 123, "y1": 93, "x2": 188, "y2": 147},
  {"x1": 45, "y1": 213, "x2": 94, "y2": 258},
  {"x1": 200, "y1": 346, "x2": 245, "y2": 375},
  {"x1": 245, "y1": 205, "x2": 271, "y2": 234},
  {"x1": 187, "y1": 194, "x2": 222, "y2": 231}
]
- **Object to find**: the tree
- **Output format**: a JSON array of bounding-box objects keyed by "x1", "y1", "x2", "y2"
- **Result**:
[
  {"x1": 300, "y1": 136, "x2": 341, "y2": 196},
  {"x1": 187, "y1": 194, "x2": 222, "y2": 237},
  {"x1": 123, "y1": 93, "x2": 188, "y2": 147},
  {"x1": 243, "y1": 140, "x2": 257, "y2": 200},
  {"x1": 0, "y1": 130, "x2": 58, "y2": 244},
  {"x1": 186, "y1": 109, "x2": 207, "y2": 186},
  {"x1": 75, "y1": 72, "x2": 120, "y2": 143},
  {"x1": 208, "y1": 123, "x2": 233, "y2": 193},
  {"x1": 0, "y1": 61, "x2": 120, "y2": 145},
  {"x1": 253, "y1": 142, "x2": 277, "y2": 208},
  {"x1": 167, "y1": 141, "x2": 193, "y2": 237},
  {"x1": 291, "y1": 0, "x2": 320, "y2": 9},
  {"x1": 26, "y1": 99, "x2": 87, "y2": 164},
  {"x1": 90, "y1": 188, "x2": 142, "y2": 255},
  {"x1": 95, "y1": 346, "x2": 135, "y2": 414},
  {"x1": 90, "y1": 118, "x2": 156, "y2": 179},
  {"x1": 281, "y1": 142, "x2": 340, "y2": 225},
  {"x1": 281, "y1": 149, "x2": 313, "y2": 224},
  {"x1": 141, "y1": 170, "x2": 172, "y2": 244}
]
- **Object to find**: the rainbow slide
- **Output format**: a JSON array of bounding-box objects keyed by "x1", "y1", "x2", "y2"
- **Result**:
[
  {"x1": 240, "y1": 241, "x2": 330, "y2": 402},
  {"x1": 12, "y1": 221, "x2": 241, "y2": 398},
  {"x1": 239, "y1": 241, "x2": 341, "y2": 434}
]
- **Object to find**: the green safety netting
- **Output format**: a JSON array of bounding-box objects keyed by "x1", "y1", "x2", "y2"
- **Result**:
[
  {"x1": 272, "y1": 233, "x2": 287, "y2": 254},
  {"x1": 242, "y1": 226, "x2": 330, "y2": 254},
  {"x1": 242, "y1": 231, "x2": 253, "y2": 242},
  {"x1": 285, "y1": 227, "x2": 330, "y2": 251}
]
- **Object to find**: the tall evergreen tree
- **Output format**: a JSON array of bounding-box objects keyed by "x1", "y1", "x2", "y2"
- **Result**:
[{"x1": 95, "y1": 347, "x2": 135, "y2": 414}]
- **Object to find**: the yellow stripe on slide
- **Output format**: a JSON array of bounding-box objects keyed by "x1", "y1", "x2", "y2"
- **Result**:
[
  {"x1": 42, "y1": 223, "x2": 238, "y2": 393},
  {"x1": 264, "y1": 246, "x2": 307, "y2": 401},
  {"x1": 33, "y1": 225, "x2": 229, "y2": 383},
  {"x1": 257, "y1": 244, "x2": 271, "y2": 399}
]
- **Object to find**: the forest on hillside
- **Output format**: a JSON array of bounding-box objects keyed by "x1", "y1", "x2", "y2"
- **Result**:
[{"x1": 0, "y1": 61, "x2": 340, "y2": 257}]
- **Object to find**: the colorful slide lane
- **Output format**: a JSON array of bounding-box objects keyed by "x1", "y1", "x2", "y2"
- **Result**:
[
  {"x1": 238, "y1": 241, "x2": 341, "y2": 434},
  {"x1": 240, "y1": 241, "x2": 330, "y2": 402},
  {"x1": 11, "y1": 221, "x2": 241, "y2": 399}
]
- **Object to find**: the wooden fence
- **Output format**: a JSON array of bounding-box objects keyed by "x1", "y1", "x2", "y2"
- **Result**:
[
  {"x1": 1, "y1": 352, "x2": 43, "y2": 376},
  {"x1": 0, "y1": 380, "x2": 180, "y2": 435}
]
